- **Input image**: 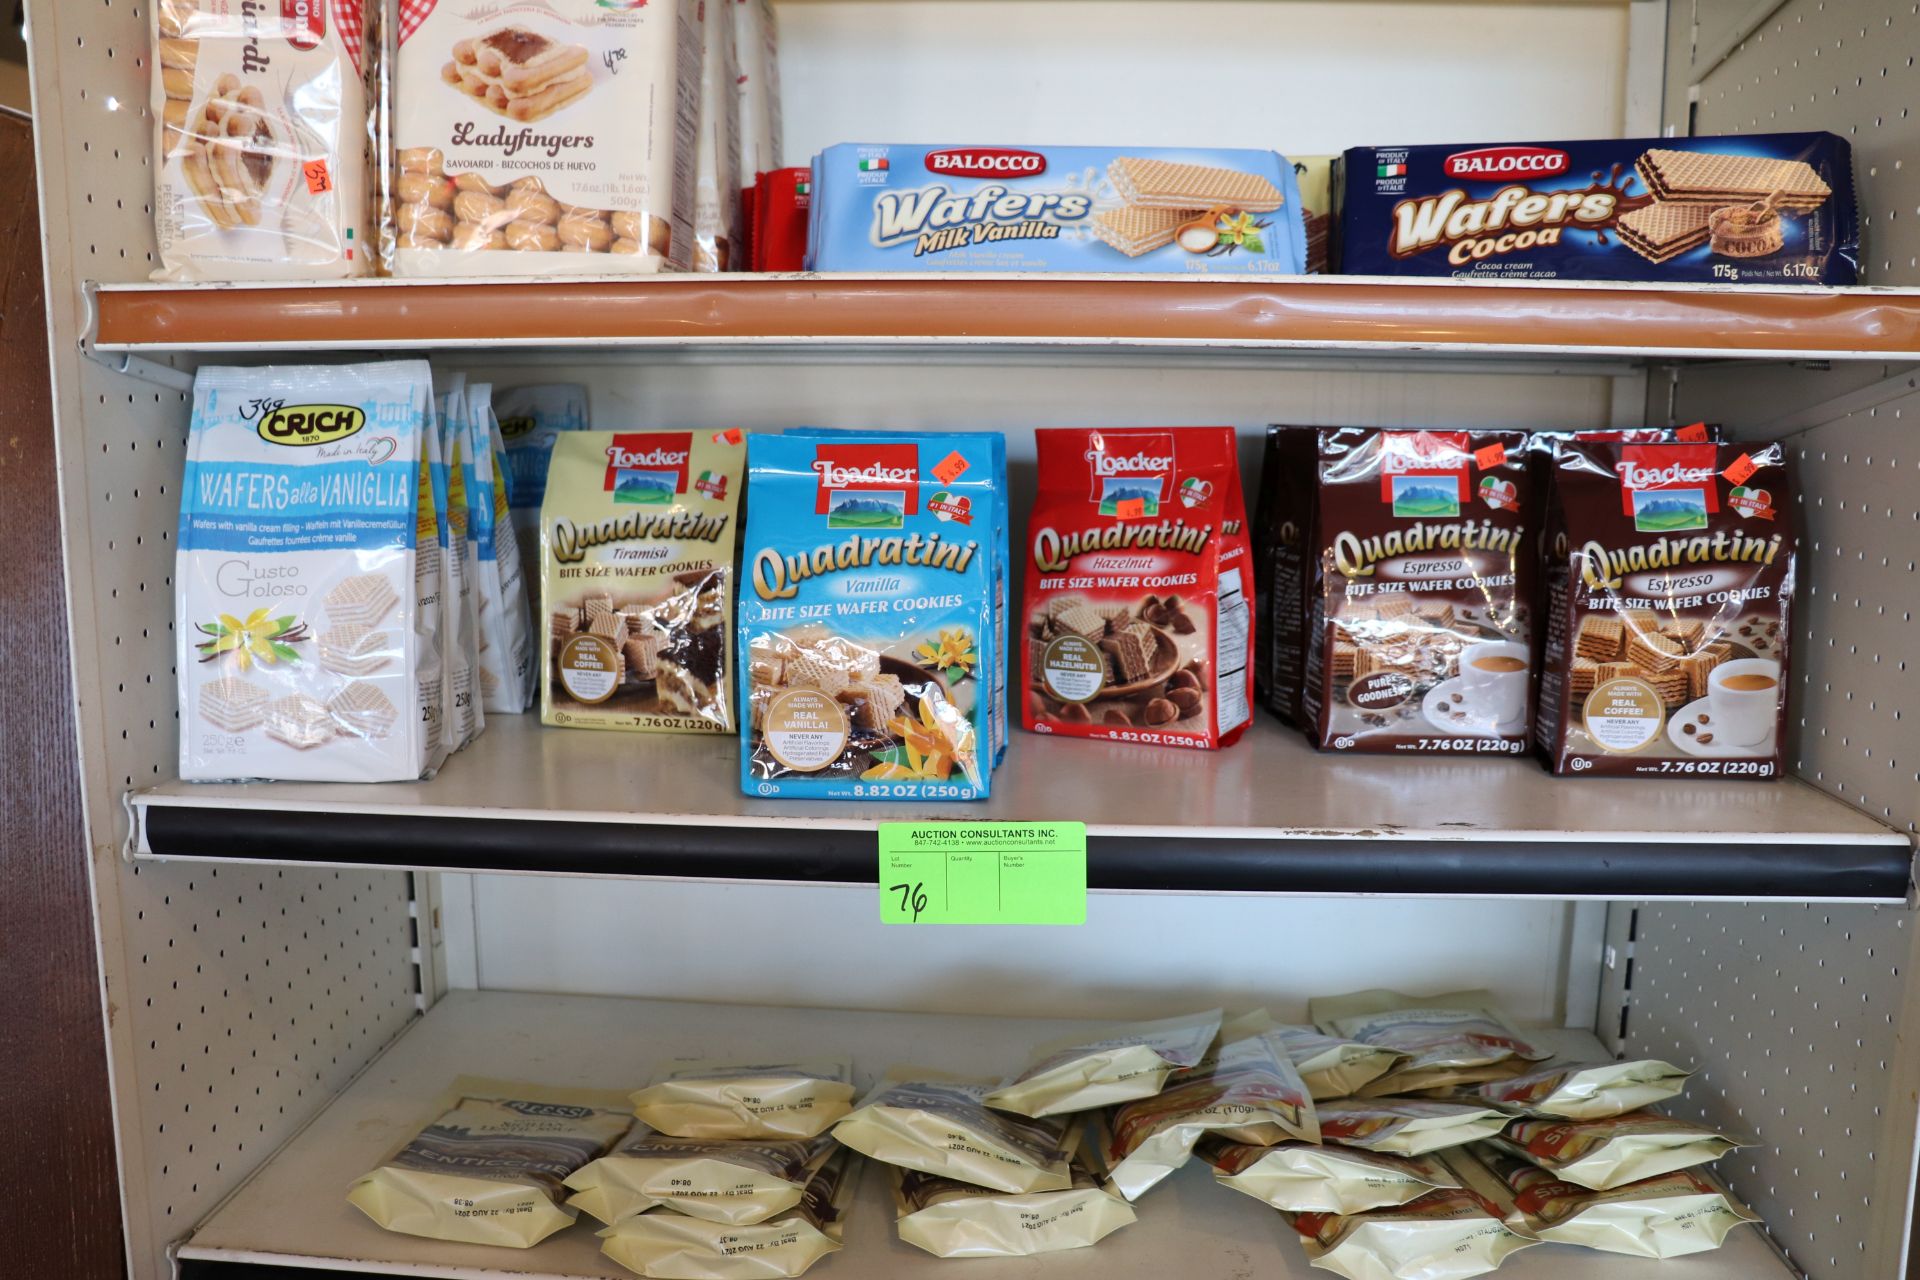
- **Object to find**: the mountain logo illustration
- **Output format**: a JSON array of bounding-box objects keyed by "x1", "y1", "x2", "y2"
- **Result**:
[
  {"x1": 826, "y1": 489, "x2": 906, "y2": 529},
  {"x1": 613, "y1": 468, "x2": 678, "y2": 505},
  {"x1": 1391, "y1": 474, "x2": 1461, "y2": 518},
  {"x1": 1098, "y1": 476, "x2": 1163, "y2": 518},
  {"x1": 1631, "y1": 486, "x2": 1709, "y2": 532}
]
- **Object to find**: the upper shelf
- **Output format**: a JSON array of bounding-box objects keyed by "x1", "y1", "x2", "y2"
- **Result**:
[
  {"x1": 131, "y1": 716, "x2": 1912, "y2": 902},
  {"x1": 90, "y1": 274, "x2": 1920, "y2": 360}
]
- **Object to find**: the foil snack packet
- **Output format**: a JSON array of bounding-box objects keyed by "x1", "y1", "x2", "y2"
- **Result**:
[
  {"x1": 1202, "y1": 1135, "x2": 1460, "y2": 1215},
  {"x1": 985, "y1": 1008, "x2": 1223, "y2": 1119},
  {"x1": 566, "y1": 1130, "x2": 836, "y2": 1227},
  {"x1": 1458, "y1": 1059, "x2": 1690, "y2": 1120},
  {"x1": 630, "y1": 1058, "x2": 856, "y2": 1140},
  {"x1": 1478, "y1": 1143, "x2": 1757, "y2": 1259},
  {"x1": 832, "y1": 1072, "x2": 1071, "y2": 1194},
  {"x1": 1316, "y1": 1098, "x2": 1512, "y2": 1157},
  {"x1": 1274, "y1": 1024, "x2": 1408, "y2": 1101},
  {"x1": 1287, "y1": 1149, "x2": 1538, "y2": 1280},
  {"x1": 1485, "y1": 1111, "x2": 1748, "y2": 1191},
  {"x1": 1308, "y1": 988, "x2": 1552, "y2": 1097},
  {"x1": 346, "y1": 1078, "x2": 633, "y2": 1248}
]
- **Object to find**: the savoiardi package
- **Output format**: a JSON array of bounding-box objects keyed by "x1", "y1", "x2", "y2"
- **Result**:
[{"x1": 738, "y1": 434, "x2": 999, "y2": 799}]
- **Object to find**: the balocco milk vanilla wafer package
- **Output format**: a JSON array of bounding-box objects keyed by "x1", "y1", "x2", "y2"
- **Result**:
[
  {"x1": 565, "y1": 1130, "x2": 835, "y2": 1227},
  {"x1": 806, "y1": 144, "x2": 1306, "y2": 274},
  {"x1": 986, "y1": 1008, "x2": 1221, "y2": 1120},
  {"x1": 1536, "y1": 438, "x2": 1795, "y2": 777},
  {"x1": 393, "y1": 0, "x2": 701, "y2": 274},
  {"x1": 738, "y1": 434, "x2": 999, "y2": 800},
  {"x1": 1477, "y1": 1143, "x2": 1757, "y2": 1259},
  {"x1": 597, "y1": 1147, "x2": 853, "y2": 1280},
  {"x1": 1308, "y1": 988, "x2": 1551, "y2": 1097},
  {"x1": 1302, "y1": 429, "x2": 1533, "y2": 756},
  {"x1": 540, "y1": 430, "x2": 743, "y2": 734},
  {"x1": 346, "y1": 1078, "x2": 633, "y2": 1248},
  {"x1": 177, "y1": 361, "x2": 442, "y2": 782},
  {"x1": 1337, "y1": 132, "x2": 1856, "y2": 283},
  {"x1": 1200, "y1": 1135, "x2": 1460, "y2": 1215},
  {"x1": 831, "y1": 1072, "x2": 1072, "y2": 1194},
  {"x1": 631, "y1": 1059, "x2": 856, "y2": 1141},
  {"x1": 150, "y1": 0, "x2": 373, "y2": 280},
  {"x1": 692, "y1": 0, "x2": 743, "y2": 271},
  {"x1": 1024, "y1": 428, "x2": 1254, "y2": 749}
]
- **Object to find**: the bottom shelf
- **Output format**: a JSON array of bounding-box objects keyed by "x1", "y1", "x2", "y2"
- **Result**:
[{"x1": 178, "y1": 991, "x2": 1794, "y2": 1280}]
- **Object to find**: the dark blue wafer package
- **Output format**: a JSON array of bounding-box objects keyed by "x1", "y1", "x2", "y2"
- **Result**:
[{"x1": 1336, "y1": 133, "x2": 1857, "y2": 284}]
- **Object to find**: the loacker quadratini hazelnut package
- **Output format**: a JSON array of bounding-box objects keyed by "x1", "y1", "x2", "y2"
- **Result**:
[
  {"x1": 1302, "y1": 428, "x2": 1533, "y2": 755},
  {"x1": 1023, "y1": 428, "x2": 1255, "y2": 749},
  {"x1": 1536, "y1": 438, "x2": 1794, "y2": 777}
]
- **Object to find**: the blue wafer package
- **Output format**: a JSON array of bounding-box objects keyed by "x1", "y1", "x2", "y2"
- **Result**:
[
  {"x1": 739, "y1": 434, "x2": 999, "y2": 800},
  {"x1": 1337, "y1": 132, "x2": 1857, "y2": 284},
  {"x1": 806, "y1": 144, "x2": 1305, "y2": 274}
]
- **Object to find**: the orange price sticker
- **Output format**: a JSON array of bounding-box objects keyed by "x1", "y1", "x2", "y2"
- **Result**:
[
  {"x1": 1474, "y1": 442, "x2": 1508, "y2": 470},
  {"x1": 303, "y1": 159, "x2": 333, "y2": 196},
  {"x1": 933, "y1": 450, "x2": 970, "y2": 484},
  {"x1": 1114, "y1": 497, "x2": 1147, "y2": 520},
  {"x1": 713, "y1": 428, "x2": 744, "y2": 445},
  {"x1": 1722, "y1": 453, "x2": 1757, "y2": 485},
  {"x1": 1676, "y1": 422, "x2": 1710, "y2": 442}
]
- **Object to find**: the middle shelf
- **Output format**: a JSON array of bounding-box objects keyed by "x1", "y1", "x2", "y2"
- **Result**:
[{"x1": 132, "y1": 716, "x2": 1912, "y2": 901}]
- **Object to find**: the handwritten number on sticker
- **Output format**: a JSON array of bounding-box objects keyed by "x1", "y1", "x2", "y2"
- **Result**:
[
  {"x1": 889, "y1": 882, "x2": 930, "y2": 922},
  {"x1": 1722, "y1": 453, "x2": 1757, "y2": 485},
  {"x1": 1474, "y1": 443, "x2": 1507, "y2": 470},
  {"x1": 1677, "y1": 422, "x2": 1710, "y2": 442},
  {"x1": 303, "y1": 159, "x2": 333, "y2": 196}
]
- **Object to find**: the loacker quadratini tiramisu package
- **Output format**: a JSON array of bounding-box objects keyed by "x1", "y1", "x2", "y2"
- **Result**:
[{"x1": 1337, "y1": 132, "x2": 1856, "y2": 283}]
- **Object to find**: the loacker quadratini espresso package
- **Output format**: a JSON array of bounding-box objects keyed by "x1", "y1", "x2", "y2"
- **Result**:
[
  {"x1": 1536, "y1": 438, "x2": 1794, "y2": 777},
  {"x1": 1023, "y1": 428, "x2": 1255, "y2": 749},
  {"x1": 1302, "y1": 429, "x2": 1533, "y2": 755}
]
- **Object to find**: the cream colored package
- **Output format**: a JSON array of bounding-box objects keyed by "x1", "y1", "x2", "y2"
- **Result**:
[
  {"x1": 393, "y1": 0, "x2": 701, "y2": 275},
  {"x1": 1201, "y1": 1136, "x2": 1459, "y2": 1215},
  {"x1": 430, "y1": 376, "x2": 482, "y2": 751},
  {"x1": 731, "y1": 0, "x2": 782, "y2": 181},
  {"x1": 985, "y1": 1008, "x2": 1222, "y2": 1119},
  {"x1": 692, "y1": 0, "x2": 743, "y2": 270},
  {"x1": 1288, "y1": 1146, "x2": 1538, "y2": 1280},
  {"x1": 599, "y1": 1146, "x2": 854, "y2": 1280},
  {"x1": 1308, "y1": 989, "x2": 1551, "y2": 1097},
  {"x1": 150, "y1": 0, "x2": 372, "y2": 281},
  {"x1": 632, "y1": 1059, "x2": 855, "y2": 1140},
  {"x1": 832, "y1": 1072, "x2": 1071, "y2": 1194},
  {"x1": 566, "y1": 1129, "x2": 835, "y2": 1227},
  {"x1": 1106, "y1": 1017, "x2": 1319, "y2": 1200},
  {"x1": 1317, "y1": 1098, "x2": 1510, "y2": 1157},
  {"x1": 1478, "y1": 1143, "x2": 1757, "y2": 1258},
  {"x1": 346, "y1": 1077, "x2": 633, "y2": 1248},
  {"x1": 1485, "y1": 1111, "x2": 1747, "y2": 1191},
  {"x1": 1275, "y1": 1024, "x2": 1407, "y2": 1100},
  {"x1": 892, "y1": 1118, "x2": 1136, "y2": 1258},
  {"x1": 1458, "y1": 1059, "x2": 1690, "y2": 1120}
]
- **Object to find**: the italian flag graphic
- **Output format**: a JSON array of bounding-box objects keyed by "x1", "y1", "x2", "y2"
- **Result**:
[
  {"x1": 858, "y1": 157, "x2": 889, "y2": 172},
  {"x1": 1377, "y1": 162, "x2": 1407, "y2": 177}
]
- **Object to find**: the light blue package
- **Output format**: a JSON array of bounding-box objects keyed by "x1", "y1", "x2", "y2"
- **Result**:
[
  {"x1": 805, "y1": 144, "x2": 1306, "y2": 274},
  {"x1": 739, "y1": 434, "x2": 999, "y2": 800},
  {"x1": 785, "y1": 428, "x2": 1009, "y2": 766}
]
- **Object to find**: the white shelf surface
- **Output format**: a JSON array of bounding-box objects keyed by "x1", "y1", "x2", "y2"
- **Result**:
[{"x1": 176, "y1": 990, "x2": 1794, "y2": 1280}]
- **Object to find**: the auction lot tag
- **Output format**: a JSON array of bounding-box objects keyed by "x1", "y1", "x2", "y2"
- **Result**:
[{"x1": 879, "y1": 823, "x2": 1087, "y2": 925}]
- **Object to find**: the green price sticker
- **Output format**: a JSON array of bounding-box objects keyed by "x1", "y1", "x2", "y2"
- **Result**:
[{"x1": 878, "y1": 823, "x2": 1087, "y2": 925}]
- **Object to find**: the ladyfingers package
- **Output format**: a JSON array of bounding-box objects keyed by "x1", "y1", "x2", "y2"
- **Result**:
[
  {"x1": 541, "y1": 430, "x2": 743, "y2": 734},
  {"x1": 393, "y1": 0, "x2": 700, "y2": 274},
  {"x1": 631, "y1": 1059, "x2": 856, "y2": 1140},
  {"x1": 566, "y1": 1131, "x2": 835, "y2": 1227},
  {"x1": 150, "y1": 0, "x2": 372, "y2": 280},
  {"x1": 1302, "y1": 429, "x2": 1533, "y2": 755},
  {"x1": 1486, "y1": 1112, "x2": 1747, "y2": 1191},
  {"x1": 739, "y1": 434, "x2": 998, "y2": 799},
  {"x1": 732, "y1": 0, "x2": 782, "y2": 184},
  {"x1": 831, "y1": 1073, "x2": 1071, "y2": 1194},
  {"x1": 986, "y1": 1008, "x2": 1222, "y2": 1120},
  {"x1": 807, "y1": 144, "x2": 1306, "y2": 273},
  {"x1": 1462, "y1": 1059, "x2": 1690, "y2": 1120},
  {"x1": 693, "y1": 0, "x2": 743, "y2": 270},
  {"x1": 346, "y1": 1079, "x2": 633, "y2": 1248},
  {"x1": 1479, "y1": 1144, "x2": 1757, "y2": 1258},
  {"x1": 1537, "y1": 438, "x2": 1795, "y2": 777},
  {"x1": 178, "y1": 361, "x2": 441, "y2": 782},
  {"x1": 1023, "y1": 428, "x2": 1254, "y2": 749},
  {"x1": 1275, "y1": 1025, "x2": 1407, "y2": 1101},
  {"x1": 1202, "y1": 1136, "x2": 1460, "y2": 1215},
  {"x1": 1309, "y1": 989, "x2": 1551, "y2": 1097},
  {"x1": 892, "y1": 1120, "x2": 1136, "y2": 1258},
  {"x1": 598, "y1": 1147, "x2": 853, "y2": 1280},
  {"x1": 1315, "y1": 1099, "x2": 1512, "y2": 1157}
]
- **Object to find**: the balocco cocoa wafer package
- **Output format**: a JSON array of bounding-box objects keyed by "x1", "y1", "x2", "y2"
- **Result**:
[
  {"x1": 1201, "y1": 1135, "x2": 1460, "y2": 1215},
  {"x1": 1536, "y1": 438, "x2": 1794, "y2": 777},
  {"x1": 1024, "y1": 428, "x2": 1254, "y2": 749},
  {"x1": 393, "y1": 0, "x2": 700, "y2": 274},
  {"x1": 1308, "y1": 989, "x2": 1551, "y2": 1097},
  {"x1": 986, "y1": 1009, "x2": 1222, "y2": 1119},
  {"x1": 1485, "y1": 1112, "x2": 1748, "y2": 1191},
  {"x1": 540, "y1": 430, "x2": 743, "y2": 733},
  {"x1": 1303, "y1": 429, "x2": 1533, "y2": 755},
  {"x1": 1478, "y1": 1143, "x2": 1757, "y2": 1259}
]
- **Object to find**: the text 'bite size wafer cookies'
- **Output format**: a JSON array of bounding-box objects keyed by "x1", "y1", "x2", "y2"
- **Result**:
[
  {"x1": 806, "y1": 144, "x2": 1306, "y2": 273},
  {"x1": 1339, "y1": 131, "x2": 1856, "y2": 283},
  {"x1": 394, "y1": 0, "x2": 702, "y2": 275},
  {"x1": 149, "y1": 0, "x2": 370, "y2": 280}
]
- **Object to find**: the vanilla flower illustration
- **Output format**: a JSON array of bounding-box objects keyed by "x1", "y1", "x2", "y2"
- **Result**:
[{"x1": 195, "y1": 607, "x2": 309, "y2": 670}]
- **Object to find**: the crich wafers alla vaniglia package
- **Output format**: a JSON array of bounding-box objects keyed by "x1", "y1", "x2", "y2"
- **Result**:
[
  {"x1": 806, "y1": 144, "x2": 1306, "y2": 273},
  {"x1": 738, "y1": 433, "x2": 1000, "y2": 799}
]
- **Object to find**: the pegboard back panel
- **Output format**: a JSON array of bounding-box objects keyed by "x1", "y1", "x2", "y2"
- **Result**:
[
  {"x1": 1624, "y1": 901, "x2": 1920, "y2": 1279},
  {"x1": 1686, "y1": 0, "x2": 1920, "y2": 286}
]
